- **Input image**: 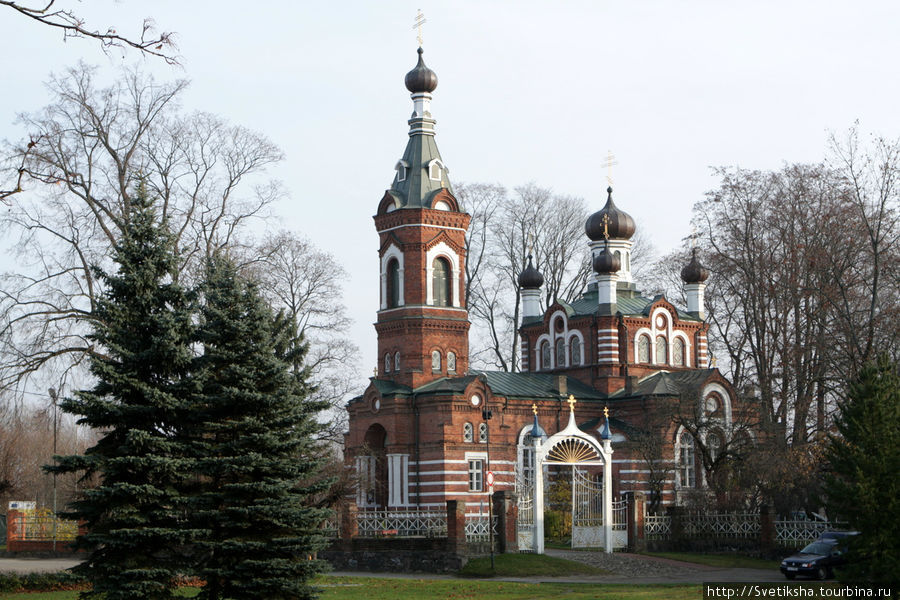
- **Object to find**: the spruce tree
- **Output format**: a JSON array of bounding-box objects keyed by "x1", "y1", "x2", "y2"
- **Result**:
[
  {"x1": 51, "y1": 184, "x2": 195, "y2": 600},
  {"x1": 824, "y1": 355, "x2": 900, "y2": 583},
  {"x1": 189, "y1": 256, "x2": 330, "y2": 600}
]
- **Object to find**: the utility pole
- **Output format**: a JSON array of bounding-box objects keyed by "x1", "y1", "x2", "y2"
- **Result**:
[{"x1": 482, "y1": 404, "x2": 494, "y2": 570}]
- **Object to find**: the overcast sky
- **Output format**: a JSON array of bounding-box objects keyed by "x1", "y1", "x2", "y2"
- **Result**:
[{"x1": 3, "y1": 0, "x2": 900, "y2": 378}]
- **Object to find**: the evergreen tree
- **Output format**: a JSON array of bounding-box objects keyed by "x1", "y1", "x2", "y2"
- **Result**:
[
  {"x1": 189, "y1": 256, "x2": 330, "y2": 600},
  {"x1": 824, "y1": 355, "x2": 900, "y2": 583},
  {"x1": 50, "y1": 184, "x2": 195, "y2": 600}
]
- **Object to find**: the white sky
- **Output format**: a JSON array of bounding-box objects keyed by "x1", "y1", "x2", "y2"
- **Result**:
[{"x1": 2, "y1": 0, "x2": 900, "y2": 377}]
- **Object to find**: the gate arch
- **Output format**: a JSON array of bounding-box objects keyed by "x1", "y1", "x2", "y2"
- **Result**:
[{"x1": 528, "y1": 396, "x2": 615, "y2": 554}]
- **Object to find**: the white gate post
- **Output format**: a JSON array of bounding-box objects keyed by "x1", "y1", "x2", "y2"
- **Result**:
[
  {"x1": 533, "y1": 434, "x2": 545, "y2": 554},
  {"x1": 602, "y1": 437, "x2": 613, "y2": 553}
]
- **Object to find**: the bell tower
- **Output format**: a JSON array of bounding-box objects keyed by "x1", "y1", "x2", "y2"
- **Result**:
[{"x1": 373, "y1": 47, "x2": 470, "y2": 388}]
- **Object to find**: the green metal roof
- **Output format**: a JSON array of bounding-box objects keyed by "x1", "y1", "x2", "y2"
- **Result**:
[
  {"x1": 412, "y1": 371, "x2": 606, "y2": 401},
  {"x1": 388, "y1": 123, "x2": 454, "y2": 209},
  {"x1": 566, "y1": 288, "x2": 700, "y2": 322},
  {"x1": 609, "y1": 369, "x2": 717, "y2": 399}
]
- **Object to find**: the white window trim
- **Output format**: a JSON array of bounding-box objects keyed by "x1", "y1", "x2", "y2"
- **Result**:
[
  {"x1": 425, "y1": 242, "x2": 461, "y2": 307},
  {"x1": 535, "y1": 333, "x2": 553, "y2": 370},
  {"x1": 465, "y1": 451, "x2": 488, "y2": 493},
  {"x1": 567, "y1": 330, "x2": 585, "y2": 366},
  {"x1": 380, "y1": 244, "x2": 405, "y2": 309},
  {"x1": 395, "y1": 159, "x2": 409, "y2": 183},
  {"x1": 671, "y1": 332, "x2": 691, "y2": 367},
  {"x1": 701, "y1": 382, "x2": 733, "y2": 428},
  {"x1": 634, "y1": 327, "x2": 653, "y2": 363},
  {"x1": 426, "y1": 158, "x2": 445, "y2": 182},
  {"x1": 674, "y1": 427, "x2": 696, "y2": 490}
]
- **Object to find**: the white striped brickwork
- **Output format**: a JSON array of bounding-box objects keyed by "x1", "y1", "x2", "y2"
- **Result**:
[{"x1": 597, "y1": 328, "x2": 619, "y2": 364}]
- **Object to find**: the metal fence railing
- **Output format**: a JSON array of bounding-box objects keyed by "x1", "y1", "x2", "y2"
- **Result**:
[{"x1": 356, "y1": 508, "x2": 447, "y2": 538}]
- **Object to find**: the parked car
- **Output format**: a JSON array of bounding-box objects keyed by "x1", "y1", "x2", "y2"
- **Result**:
[
  {"x1": 780, "y1": 539, "x2": 847, "y2": 580},
  {"x1": 818, "y1": 530, "x2": 859, "y2": 542}
]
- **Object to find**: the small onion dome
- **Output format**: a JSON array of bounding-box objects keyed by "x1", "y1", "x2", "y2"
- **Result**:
[
  {"x1": 599, "y1": 416, "x2": 611, "y2": 440},
  {"x1": 592, "y1": 244, "x2": 621, "y2": 275},
  {"x1": 585, "y1": 186, "x2": 636, "y2": 241},
  {"x1": 518, "y1": 255, "x2": 544, "y2": 289},
  {"x1": 405, "y1": 47, "x2": 438, "y2": 93},
  {"x1": 530, "y1": 414, "x2": 547, "y2": 440},
  {"x1": 681, "y1": 247, "x2": 710, "y2": 283}
]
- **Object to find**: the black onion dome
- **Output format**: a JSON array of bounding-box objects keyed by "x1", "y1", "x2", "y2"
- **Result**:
[
  {"x1": 681, "y1": 247, "x2": 709, "y2": 283},
  {"x1": 585, "y1": 187, "x2": 636, "y2": 241},
  {"x1": 518, "y1": 255, "x2": 544, "y2": 289},
  {"x1": 593, "y1": 244, "x2": 621, "y2": 275},
  {"x1": 405, "y1": 47, "x2": 438, "y2": 93}
]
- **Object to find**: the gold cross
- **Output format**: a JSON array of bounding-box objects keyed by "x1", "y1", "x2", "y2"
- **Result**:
[
  {"x1": 373, "y1": 367, "x2": 378, "y2": 377},
  {"x1": 601, "y1": 213, "x2": 610, "y2": 241},
  {"x1": 601, "y1": 150, "x2": 618, "y2": 187},
  {"x1": 567, "y1": 394, "x2": 577, "y2": 413},
  {"x1": 413, "y1": 9, "x2": 427, "y2": 47},
  {"x1": 532, "y1": 403, "x2": 538, "y2": 416},
  {"x1": 604, "y1": 406, "x2": 609, "y2": 419}
]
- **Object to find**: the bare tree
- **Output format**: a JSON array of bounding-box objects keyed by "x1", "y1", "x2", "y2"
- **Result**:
[
  {"x1": 0, "y1": 1, "x2": 177, "y2": 64},
  {"x1": 460, "y1": 182, "x2": 591, "y2": 371},
  {"x1": 245, "y1": 231, "x2": 360, "y2": 444},
  {"x1": 0, "y1": 64, "x2": 284, "y2": 396}
]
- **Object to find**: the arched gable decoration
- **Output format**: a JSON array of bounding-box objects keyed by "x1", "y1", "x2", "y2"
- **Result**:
[{"x1": 425, "y1": 240, "x2": 461, "y2": 307}]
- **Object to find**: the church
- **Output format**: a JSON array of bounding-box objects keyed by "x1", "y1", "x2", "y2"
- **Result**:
[{"x1": 345, "y1": 47, "x2": 751, "y2": 516}]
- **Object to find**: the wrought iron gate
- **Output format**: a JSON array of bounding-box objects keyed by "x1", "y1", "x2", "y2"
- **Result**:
[
  {"x1": 571, "y1": 470, "x2": 628, "y2": 549},
  {"x1": 517, "y1": 493, "x2": 534, "y2": 552}
]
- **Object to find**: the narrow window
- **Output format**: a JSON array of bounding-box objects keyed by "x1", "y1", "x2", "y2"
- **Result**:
[
  {"x1": 638, "y1": 335, "x2": 651, "y2": 363},
  {"x1": 678, "y1": 433, "x2": 696, "y2": 488},
  {"x1": 394, "y1": 351, "x2": 401, "y2": 372},
  {"x1": 468, "y1": 459, "x2": 484, "y2": 492},
  {"x1": 708, "y1": 432, "x2": 723, "y2": 462},
  {"x1": 447, "y1": 351, "x2": 457, "y2": 373},
  {"x1": 555, "y1": 338, "x2": 566, "y2": 368},
  {"x1": 656, "y1": 336, "x2": 667, "y2": 364},
  {"x1": 431, "y1": 350, "x2": 442, "y2": 372},
  {"x1": 463, "y1": 423, "x2": 474, "y2": 443},
  {"x1": 429, "y1": 162, "x2": 441, "y2": 181},
  {"x1": 673, "y1": 337, "x2": 685, "y2": 366},
  {"x1": 384, "y1": 353, "x2": 391, "y2": 373},
  {"x1": 387, "y1": 258, "x2": 401, "y2": 308},
  {"x1": 432, "y1": 257, "x2": 451, "y2": 306},
  {"x1": 540, "y1": 341, "x2": 551, "y2": 370},
  {"x1": 478, "y1": 422, "x2": 487, "y2": 443},
  {"x1": 569, "y1": 336, "x2": 582, "y2": 366}
]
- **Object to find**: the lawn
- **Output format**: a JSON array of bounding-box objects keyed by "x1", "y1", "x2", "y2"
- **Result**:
[
  {"x1": 640, "y1": 551, "x2": 779, "y2": 570},
  {"x1": 0, "y1": 578, "x2": 701, "y2": 600}
]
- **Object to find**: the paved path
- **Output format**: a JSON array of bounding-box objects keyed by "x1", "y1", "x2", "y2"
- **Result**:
[
  {"x1": 0, "y1": 557, "x2": 82, "y2": 574},
  {"x1": 1, "y1": 552, "x2": 786, "y2": 584}
]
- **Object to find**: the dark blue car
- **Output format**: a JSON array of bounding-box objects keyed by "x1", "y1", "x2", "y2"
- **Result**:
[{"x1": 780, "y1": 540, "x2": 846, "y2": 580}]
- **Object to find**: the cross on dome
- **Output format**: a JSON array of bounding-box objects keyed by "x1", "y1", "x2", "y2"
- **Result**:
[
  {"x1": 532, "y1": 403, "x2": 538, "y2": 415},
  {"x1": 567, "y1": 394, "x2": 577, "y2": 413}
]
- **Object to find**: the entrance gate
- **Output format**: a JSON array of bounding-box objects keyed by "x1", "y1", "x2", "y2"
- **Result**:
[{"x1": 520, "y1": 397, "x2": 619, "y2": 554}]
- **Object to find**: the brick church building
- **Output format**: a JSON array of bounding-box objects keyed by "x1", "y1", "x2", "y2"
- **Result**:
[{"x1": 345, "y1": 47, "x2": 752, "y2": 514}]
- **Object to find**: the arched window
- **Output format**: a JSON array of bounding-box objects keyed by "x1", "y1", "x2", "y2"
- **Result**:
[
  {"x1": 394, "y1": 351, "x2": 401, "y2": 372},
  {"x1": 386, "y1": 258, "x2": 401, "y2": 308},
  {"x1": 432, "y1": 257, "x2": 451, "y2": 306},
  {"x1": 384, "y1": 353, "x2": 391, "y2": 373},
  {"x1": 708, "y1": 432, "x2": 723, "y2": 462},
  {"x1": 463, "y1": 422, "x2": 474, "y2": 443},
  {"x1": 429, "y1": 162, "x2": 441, "y2": 180},
  {"x1": 555, "y1": 338, "x2": 566, "y2": 368},
  {"x1": 540, "y1": 341, "x2": 551, "y2": 370},
  {"x1": 677, "y1": 432, "x2": 696, "y2": 488},
  {"x1": 656, "y1": 336, "x2": 667, "y2": 364},
  {"x1": 569, "y1": 336, "x2": 582, "y2": 366},
  {"x1": 673, "y1": 337, "x2": 685, "y2": 366},
  {"x1": 478, "y1": 422, "x2": 487, "y2": 443},
  {"x1": 638, "y1": 335, "x2": 651, "y2": 363},
  {"x1": 447, "y1": 351, "x2": 457, "y2": 373},
  {"x1": 431, "y1": 350, "x2": 441, "y2": 372}
]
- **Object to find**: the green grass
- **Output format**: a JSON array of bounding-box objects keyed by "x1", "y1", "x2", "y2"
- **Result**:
[
  {"x1": 459, "y1": 552, "x2": 609, "y2": 578},
  {"x1": 641, "y1": 551, "x2": 779, "y2": 570},
  {"x1": 0, "y1": 577, "x2": 701, "y2": 600}
]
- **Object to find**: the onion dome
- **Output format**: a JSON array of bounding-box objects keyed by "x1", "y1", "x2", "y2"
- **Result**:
[
  {"x1": 405, "y1": 47, "x2": 438, "y2": 93},
  {"x1": 518, "y1": 255, "x2": 544, "y2": 289},
  {"x1": 592, "y1": 243, "x2": 621, "y2": 275},
  {"x1": 681, "y1": 247, "x2": 710, "y2": 284},
  {"x1": 530, "y1": 411, "x2": 547, "y2": 440},
  {"x1": 585, "y1": 187, "x2": 636, "y2": 241}
]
